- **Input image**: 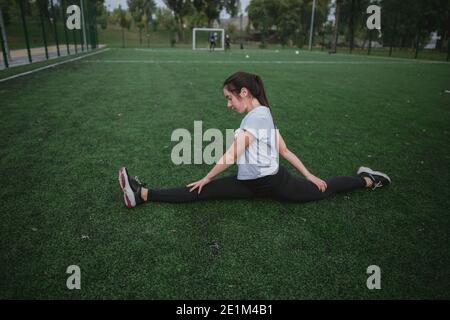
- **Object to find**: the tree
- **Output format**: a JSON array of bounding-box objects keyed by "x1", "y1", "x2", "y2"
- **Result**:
[
  {"x1": 374, "y1": 0, "x2": 448, "y2": 57},
  {"x1": 248, "y1": 0, "x2": 279, "y2": 48},
  {"x1": 128, "y1": 0, "x2": 145, "y2": 45},
  {"x1": 0, "y1": 0, "x2": 14, "y2": 26},
  {"x1": 111, "y1": 5, "x2": 132, "y2": 47},
  {"x1": 193, "y1": 0, "x2": 239, "y2": 27},
  {"x1": 302, "y1": 0, "x2": 330, "y2": 48},
  {"x1": 193, "y1": 0, "x2": 221, "y2": 27},
  {"x1": 276, "y1": 0, "x2": 303, "y2": 47},
  {"x1": 248, "y1": 0, "x2": 329, "y2": 49},
  {"x1": 224, "y1": 0, "x2": 239, "y2": 17},
  {"x1": 380, "y1": 0, "x2": 402, "y2": 54},
  {"x1": 330, "y1": 0, "x2": 342, "y2": 53},
  {"x1": 155, "y1": 7, "x2": 176, "y2": 31},
  {"x1": 332, "y1": 0, "x2": 370, "y2": 52},
  {"x1": 128, "y1": 0, "x2": 156, "y2": 44},
  {"x1": 339, "y1": 0, "x2": 359, "y2": 52},
  {"x1": 96, "y1": 1, "x2": 109, "y2": 30},
  {"x1": 185, "y1": 7, "x2": 208, "y2": 27},
  {"x1": 143, "y1": 0, "x2": 156, "y2": 33},
  {"x1": 164, "y1": 0, "x2": 193, "y2": 41}
]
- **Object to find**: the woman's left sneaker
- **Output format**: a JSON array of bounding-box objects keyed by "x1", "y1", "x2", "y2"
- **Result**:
[
  {"x1": 118, "y1": 167, "x2": 146, "y2": 208},
  {"x1": 357, "y1": 166, "x2": 391, "y2": 190}
]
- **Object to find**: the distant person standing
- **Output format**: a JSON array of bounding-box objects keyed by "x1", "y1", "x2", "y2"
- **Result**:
[
  {"x1": 225, "y1": 34, "x2": 231, "y2": 51},
  {"x1": 209, "y1": 32, "x2": 217, "y2": 52}
]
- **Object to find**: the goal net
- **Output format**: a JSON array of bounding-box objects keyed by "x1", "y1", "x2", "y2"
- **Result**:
[{"x1": 192, "y1": 28, "x2": 225, "y2": 51}]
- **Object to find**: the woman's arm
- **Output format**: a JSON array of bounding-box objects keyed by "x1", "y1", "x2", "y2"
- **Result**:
[
  {"x1": 276, "y1": 131, "x2": 327, "y2": 192},
  {"x1": 187, "y1": 130, "x2": 255, "y2": 194},
  {"x1": 276, "y1": 131, "x2": 311, "y2": 177}
]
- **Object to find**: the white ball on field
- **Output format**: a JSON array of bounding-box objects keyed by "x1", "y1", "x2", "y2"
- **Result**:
[
  {"x1": 245, "y1": 55, "x2": 250, "y2": 58},
  {"x1": 295, "y1": 50, "x2": 300, "y2": 55}
]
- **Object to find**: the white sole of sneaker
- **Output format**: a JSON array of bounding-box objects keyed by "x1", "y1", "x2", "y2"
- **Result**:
[
  {"x1": 118, "y1": 167, "x2": 136, "y2": 208},
  {"x1": 357, "y1": 166, "x2": 391, "y2": 183}
]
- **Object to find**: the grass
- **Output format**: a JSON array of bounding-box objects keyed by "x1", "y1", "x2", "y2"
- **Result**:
[{"x1": 0, "y1": 48, "x2": 449, "y2": 299}]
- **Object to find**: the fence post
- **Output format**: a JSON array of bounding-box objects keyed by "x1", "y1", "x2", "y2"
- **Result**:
[
  {"x1": 38, "y1": 4, "x2": 49, "y2": 60},
  {"x1": 61, "y1": 0, "x2": 70, "y2": 55},
  {"x1": 73, "y1": 29, "x2": 78, "y2": 53},
  {"x1": 78, "y1": 0, "x2": 84, "y2": 52},
  {"x1": 87, "y1": 0, "x2": 94, "y2": 49},
  {"x1": 94, "y1": 1, "x2": 99, "y2": 48},
  {"x1": 389, "y1": 15, "x2": 398, "y2": 58},
  {"x1": 321, "y1": 32, "x2": 324, "y2": 51},
  {"x1": 50, "y1": 0, "x2": 60, "y2": 57},
  {"x1": 308, "y1": 0, "x2": 316, "y2": 51},
  {"x1": 414, "y1": 33, "x2": 420, "y2": 59},
  {"x1": 446, "y1": 38, "x2": 449, "y2": 62},
  {"x1": 389, "y1": 35, "x2": 393, "y2": 57},
  {"x1": 18, "y1": 0, "x2": 32, "y2": 63},
  {"x1": 0, "y1": 8, "x2": 9, "y2": 67},
  {"x1": 80, "y1": 0, "x2": 88, "y2": 50},
  {"x1": 0, "y1": 16, "x2": 8, "y2": 67}
]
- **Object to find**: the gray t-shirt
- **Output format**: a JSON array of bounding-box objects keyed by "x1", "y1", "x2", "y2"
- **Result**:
[{"x1": 235, "y1": 106, "x2": 279, "y2": 180}]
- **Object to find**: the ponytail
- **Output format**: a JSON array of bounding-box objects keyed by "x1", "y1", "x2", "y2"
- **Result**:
[
  {"x1": 223, "y1": 71, "x2": 271, "y2": 109},
  {"x1": 253, "y1": 75, "x2": 271, "y2": 110}
]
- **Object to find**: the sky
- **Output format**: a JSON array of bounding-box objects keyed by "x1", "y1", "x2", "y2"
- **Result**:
[{"x1": 104, "y1": 0, "x2": 251, "y2": 16}]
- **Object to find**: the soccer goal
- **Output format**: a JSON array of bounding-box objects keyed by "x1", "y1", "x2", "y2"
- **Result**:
[{"x1": 192, "y1": 28, "x2": 225, "y2": 51}]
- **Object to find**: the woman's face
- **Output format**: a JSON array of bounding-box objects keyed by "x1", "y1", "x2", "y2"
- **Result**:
[{"x1": 223, "y1": 87, "x2": 247, "y2": 113}]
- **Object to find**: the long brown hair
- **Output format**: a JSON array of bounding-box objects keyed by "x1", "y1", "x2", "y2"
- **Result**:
[{"x1": 223, "y1": 71, "x2": 271, "y2": 109}]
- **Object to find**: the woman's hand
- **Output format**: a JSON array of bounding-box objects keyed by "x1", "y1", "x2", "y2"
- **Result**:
[
  {"x1": 305, "y1": 173, "x2": 327, "y2": 192},
  {"x1": 187, "y1": 176, "x2": 212, "y2": 194}
]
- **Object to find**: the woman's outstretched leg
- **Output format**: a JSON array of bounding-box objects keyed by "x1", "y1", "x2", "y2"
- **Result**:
[
  {"x1": 146, "y1": 174, "x2": 257, "y2": 203},
  {"x1": 273, "y1": 175, "x2": 366, "y2": 203},
  {"x1": 119, "y1": 167, "x2": 256, "y2": 208},
  {"x1": 271, "y1": 166, "x2": 390, "y2": 203}
]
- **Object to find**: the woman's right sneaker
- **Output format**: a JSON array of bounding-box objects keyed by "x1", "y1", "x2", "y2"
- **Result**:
[
  {"x1": 118, "y1": 167, "x2": 147, "y2": 208},
  {"x1": 357, "y1": 166, "x2": 391, "y2": 190}
]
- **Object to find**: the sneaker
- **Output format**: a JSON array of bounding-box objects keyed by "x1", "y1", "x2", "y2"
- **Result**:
[
  {"x1": 357, "y1": 166, "x2": 391, "y2": 190},
  {"x1": 118, "y1": 167, "x2": 146, "y2": 208}
]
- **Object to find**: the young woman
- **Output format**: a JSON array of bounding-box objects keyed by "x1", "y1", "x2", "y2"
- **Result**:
[{"x1": 118, "y1": 71, "x2": 391, "y2": 208}]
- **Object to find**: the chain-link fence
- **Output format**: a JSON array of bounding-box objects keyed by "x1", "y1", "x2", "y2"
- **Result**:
[{"x1": 0, "y1": 0, "x2": 99, "y2": 68}]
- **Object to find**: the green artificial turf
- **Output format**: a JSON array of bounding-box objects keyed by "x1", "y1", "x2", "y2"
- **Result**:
[{"x1": 1, "y1": 48, "x2": 449, "y2": 299}]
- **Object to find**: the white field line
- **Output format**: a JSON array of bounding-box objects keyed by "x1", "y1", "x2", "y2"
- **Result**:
[
  {"x1": 134, "y1": 48, "x2": 286, "y2": 54},
  {"x1": 0, "y1": 48, "x2": 111, "y2": 83},
  {"x1": 314, "y1": 49, "x2": 450, "y2": 64},
  {"x1": 81, "y1": 59, "x2": 447, "y2": 65},
  {"x1": 133, "y1": 47, "x2": 450, "y2": 64}
]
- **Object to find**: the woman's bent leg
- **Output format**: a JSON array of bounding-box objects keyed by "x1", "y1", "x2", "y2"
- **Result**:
[
  {"x1": 273, "y1": 169, "x2": 366, "y2": 203},
  {"x1": 148, "y1": 175, "x2": 256, "y2": 203}
]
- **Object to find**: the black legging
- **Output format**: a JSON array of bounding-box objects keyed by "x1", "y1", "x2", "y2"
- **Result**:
[{"x1": 148, "y1": 165, "x2": 366, "y2": 204}]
